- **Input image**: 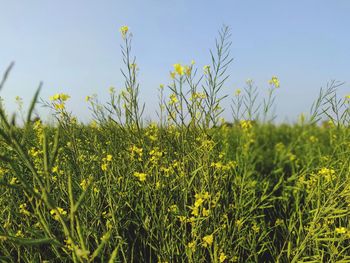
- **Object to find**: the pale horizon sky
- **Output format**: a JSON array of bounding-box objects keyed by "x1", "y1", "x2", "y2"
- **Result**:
[{"x1": 0, "y1": 0, "x2": 349, "y2": 123}]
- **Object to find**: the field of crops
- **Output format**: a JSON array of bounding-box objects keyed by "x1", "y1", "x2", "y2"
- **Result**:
[{"x1": 0, "y1": 26, "x2": 349, "y2": 262}]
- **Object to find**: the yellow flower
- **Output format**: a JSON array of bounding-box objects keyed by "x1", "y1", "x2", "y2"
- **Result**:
[
  {"x1": 169, "y1": 93, "x2": 178, "y2": 105},
  {"x1": 50, "y1": 93, "x2": 70, "y2": 102},
  {"x1": 344, "y1": 94, "x2": 350, "y2": 104},
  {"x1": 50, "y1": 207, "x2": 67, "y2": 221},
  {"x1": 19, "y1": 203, "x2": 30, "y2": 216},
  {"x1": 318, "y1": 167, "x2": 335, "y2": 182},
  {"x1": 190, "y1": 92, "x2": 206, "y2": 101},
  {"x1": 184, "y1": 65, "x2": 191, "y2": 76},
  {"x1": 191, "y1": 206, "x2": 199, "y2": 217},
  {"x1": 202, "y1": 234, "x2": 213, "y2": 247},
  {"x1": 187, "y1": 217, "x2": 195, "y2": 223},
  {"x1": 240, "y1": 120, "x2": 252, "y2": 130},
  {"x1": 202, "y1": 192, "x2": 211, "y2": 200},
  {"x1": 109, "y1": 86, "x2": 115, "y2": 94},
  {"x1": 130, "y1": 145, "x2": 143, "y2": 161},
  {"x1": 134, "y1": 172, "x2": 147, "y2": 182},
  {"x1": 120, "y1": 25, "x2": 129, "y2": 38},
  {"x1": 219, "y1": 252, "x2": 227, "y2": 262},
  {"x1": 309, "y1": 136, "x2": 318, "y2": 143},
  {"x1": 59, "y1": 93, "x2": 70, "y2": 101},
  {"x1": 336, "y1": 227, "x2": 347, "y2": 234},
  {"x1": 10, "y1": 177, "x2": 19, "y2": 185},
  {"x1": 54, "y1": 103, "x2": 65, "y2": 110},
  {"x1": 52, "y1": 166, "x2": 58, "y2": 173},
  {"x1": 177, "y1": 216, "x2": 186, "y2": 223},
  {"x1": 252, "y1": 223, "x2": 260, "y2": 233},
  {"x1": 202, "y1": 207, "x2": 210, "y2": 217},
  {"x1": 269, "y1": 76, "x2": 280, "y2": 88},
  {"x1": 211, "y1": 161, "x2": 223, "y2": 169},
  {"x1": 65, "y1": 238, "x2": 74, "y2": 251},
  {"x1": 194, "y1": 198, "x2": 204, "y2": 208},
  {"x1": 49, "y1": 94, "x2": 60, "y2": 101},
  {"x1": 235, "y1": 89, "x2": 241, "y2": 96},
  {"x1": 168, "y1": 204, "x2": 178, "y2": 213},
  {"x1": 187, "y1": 241, "x2": 196, "y2": 252},
  {"x1": 80, "y1": 178, "x2": 92, "y2": 191},
  {"x1": 149, "y1": 147, "x2": 163, "y2": 163},
  {"x1": 106, "y1": 154, "x2": 113, "y2": 162},
  {"x1": 203, "y1": 65, "x2": 210, "y2": 74},
  {"x1": 101, "y1": 163, "x2": 108, "y2": 171},
  {"x1": 173, "y1": 63, "x2": 184, "y2": 76},
  {"x1": 235, "y1": 219, "x2": 243, "y2": 229},
  {"x1": 15, "y1": 96, "x2": 22, "y2": 102},
  {"x1": 194, "y1": 193, "x2": 202, "y2": 199},
  {"x1": 15, "y1": 230, "x2": 24, "y2": 237}
]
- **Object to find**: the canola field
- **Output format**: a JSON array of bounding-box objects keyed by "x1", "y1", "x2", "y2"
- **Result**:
[{"x1": 0, "y1": 26, "x2": 350, "y2": 262}]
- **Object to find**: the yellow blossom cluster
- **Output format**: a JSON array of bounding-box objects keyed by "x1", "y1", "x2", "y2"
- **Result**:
[
  {"x1": 28, "y1": 147, "x2": 41, "y2": 158},
  {"x1": 168, "y1": 204, "x2": 178, "y2": 213},
  {"x1": 169, "y1": 93, "x2": 178, "y2": 105},
  {"x1": 170, "y1": 63, "x2": 192, "y2": 79},
  {"x1": 345, "y1": 94, "x2": 350, "y2": 102},
  {"x1": 203, "y1": 65, "x2": 210, "y2": 74},
  {"x1": 49, "y1": 93, "x2": 70, "y2": 110},
  {"x1": 9, "y1": 177, "x2": 19, "y2": 185},
  {"x1": 130, "y1": 145, "x2": 143, "y2": 161},
  {"x1": 50, "y1": 207, "x2": 67, "y2": 221},
  {"x1": 19, "y1": 203, "x2": 30, "y2": 216},
  {"x1": 15, "y1": 230, "x2": 24, "y2": 237},
  {"x1": 120, "y1": 25, "x2": 129, "y2": 39},
  {"x1": 202, "y1": 234, "x2": 213, "y2": 247},
  {"x1": 159, "y1": 165, "x2": 174, "y2": 177},
  {"x1": 187, "y1": 240, "x2": 196, "y2": 252},
  {"x1": 80, "y1": 176, "x2": 93, "y2": 191},
  {"x1": 210, "y1": 160, "x2": 237, "y2": 171},
  {"x1": 240, "y1": 120, "x2": 253, "y2": 130},
  {"x1": 149, "y1": 147, "x2": 163, "y2": 164},
  {"x1": 240, "y1": 120, "x2": 255, "y2": 152},
  {"x1": 309, "y1": 135, "x2": 318, "y2": 143},
  {"x1": 173, "y1": 64, "x2": 184, "y2": 76},
  {"x1": 134, "y1": 172, "x2": 147, "y2": 182},
  {"x1": 49, "y1": 93, "x2": 70, "y2": 101},
  {"x1": 145, "y1": 123, "x2": 158, "y2": 141},
  {"x1": 317, "y1": 167, "x2": 335, "y2": 182},
  {"x1": 269, "y1": 76, "x2": 280, "y2": 88},
  {"x1": 33, "y1": 119, "x2": 44, "y2": 141},
  {"x1": 190, "y1": 92, "x2": 207, "y2": 101},
  {"x1": 335, "y1": 227, "x2": 350, "y2": 238},
  {"x1": 219, "y1": 252, "x2": 227, "y2": 262},
  {"x1": 298, "y1": 167, "x2": 336, "y2": 191},
  {"x1": 190, "y1": 192, "x2": 211, "y2": 217},
  {"x1": 64, "y1": 238, "x2": 74, "y2": 251},
  {"x1": 101, "y1": 154, "x2": 113, "y2": 171},
  {"x1": 196, "y1": 135, "x2": 215, "y2": 151},
  {"x1": 234, "y1": 89, "x2": 241, "y2": 96}
]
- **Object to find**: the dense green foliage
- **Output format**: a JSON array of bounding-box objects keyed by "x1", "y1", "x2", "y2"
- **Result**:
[{"x1": 0, "y1": 119, "x2": 349, "y2": 262}]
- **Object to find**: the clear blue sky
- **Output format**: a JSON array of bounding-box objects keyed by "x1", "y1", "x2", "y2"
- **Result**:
[{"x1": 0, "y1": 0, "x2": 349, "y2": 122}]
